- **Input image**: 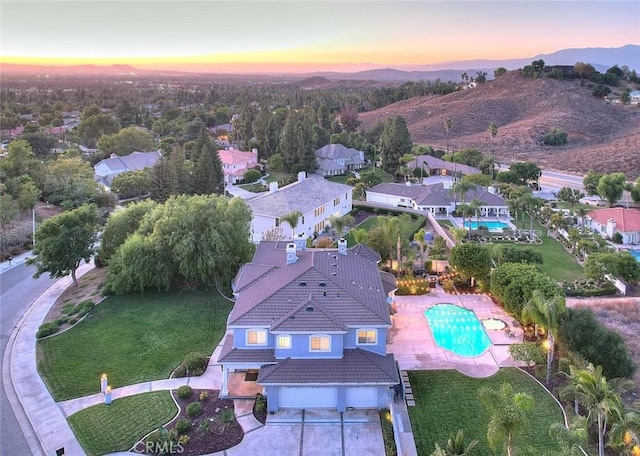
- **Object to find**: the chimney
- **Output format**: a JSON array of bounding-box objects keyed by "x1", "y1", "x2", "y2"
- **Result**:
[
  {"x1": 286, "y1": 243, "x2": 298, "y2": 265},
  {"x1": 297, "y1": 171, "x2": 306, "y2": 182},
  {"x1": 252, "y1": 147, "x2": 258, "y2": 155},
  {"x1": 269, "y1": 182, "x2": 279, "y2": 193},
  {"x1": 338, "y1": 238, "x2": 347, "y2": 256},
  {"x1": 488, "y1": 186, "x2": 495, "y2": 194},
  {"x1": 110, "y1": 153, "x2": 118, "y2": 159},
  {"x1": 606, "y1": 219, "x2": 616, "y2": 238},
  {"x1": 294, "y1": 233, "x2": 307, "y2": 250}
]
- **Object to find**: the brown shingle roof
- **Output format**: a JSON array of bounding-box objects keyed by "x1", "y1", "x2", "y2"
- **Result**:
[
  {"x1": 229, "y1": 242, "x2": 391, "y2": 330},
  {"x1": 257, "y1": 349, "x2": 399, "y2": 385},
  {"x1": 217, "y1": 334, "x2": 277, "y2": 364}
]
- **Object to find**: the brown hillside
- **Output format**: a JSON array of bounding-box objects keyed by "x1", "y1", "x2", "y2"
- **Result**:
[{"x1": 358, "y1": 71, "x2": 640, "y2": 178}]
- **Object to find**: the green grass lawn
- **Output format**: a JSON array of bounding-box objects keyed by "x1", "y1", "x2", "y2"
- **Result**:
[
  {"x1": 345, "y1": 213, "x2": 426, "y2": 246},
  {"x1": 554, "y1": 202, "x2": 596, "y2": 213},
  {"x1": 509, "y1": 215, "x2": 584, "y2": 282},
  {"x1": 325, "y1": 174, "x2": 353, "y2": 184},
  {"x1": 68, "y1": 391, "x2": 177, "y2": 456},
  {"x1": 408, "y1": 369, "x2": 564, "y2": 456},
  {"x1": 38, "y1": 289, "x2": 232, "y2": 401}
]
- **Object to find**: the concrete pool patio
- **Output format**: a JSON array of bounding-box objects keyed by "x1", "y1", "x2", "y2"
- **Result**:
[{"x1": 387, "y1": 285, "x2": 524, "y2": 378}]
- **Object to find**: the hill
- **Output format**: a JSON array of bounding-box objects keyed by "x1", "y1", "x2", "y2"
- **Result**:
[{"x1": 358, "y1": 71, "x2": 640, "y2": 178}]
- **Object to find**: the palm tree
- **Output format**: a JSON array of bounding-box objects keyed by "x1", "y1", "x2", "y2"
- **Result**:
[
  {"x1": 351, "y1": 227, "x2": 368, "y2": 245},
  {"x1": 469, "y1": 198, "x2": 483, "y2": 232},
  {"x1": 559, "y1": 363, "x2": 588, "y2": 415},
  {"x1": 477, "y1": 382, "x2": 535, "y2": 456},
  {"x1": 281, "y1": 210, "x2": 302, "y2": 241},
  {"x1": 379, "y1": 215, "x2": 401, "y2": 271},
  {"x1": 452, "y1": 180, "x2": 474, "y2": 208},
  {"x1": 329, "y1": 214, "x2": 355, "y2": 238},
  {"x1": 566, "y1": 363, "x2": 634, "y2": 456},
  {"x1": 607, "y1": 405, "x2": 640, "y2": 455},
  {"x1": 488, "y1": 122, "x2": 498, "y2": 143},
  {"x1": 518, "y1": 193, "x2": 544, "y2": 238},
  {"x1": 521, "y1": 290, "x2": 566, "y2": 383},
  {"x1": 444, "y1": 117, "x2": 453, "y2": 157},
  {"x1": 444, "y1": 429, "x2": 479, "y2": 455},
  {"x1": 414, "y1": 228, "x2": 427, "y2": 260},
  {"x1": 548, "y1": 416, "x2": 589, "y2": 456}
]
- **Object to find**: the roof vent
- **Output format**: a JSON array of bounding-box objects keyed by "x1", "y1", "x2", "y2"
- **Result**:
[
  {"x1": 331, "y1": 272, "x2": 337, "y2": 276},
  {"x1": 299, "y1": 282, "x2": 307, "y2": 286},
  {"x1": 319, "y1": 282, "x2": 326, "y2": 287},
  {"x1": 305, "y1": 306, "x2": 314, "y2": 312}
]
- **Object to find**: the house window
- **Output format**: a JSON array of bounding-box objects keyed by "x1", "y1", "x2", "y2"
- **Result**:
[
  {"x1": 314, "y1": 205, "x2": 325, "y2": 217},
  {"x1": 310, "y1": 335, "x2": 331, "y2": 352},
  {"x1": 357, "y1": 329, "x2": 377, "y2": 345},
  {"x1": 333, "y1": 196, "x2": 340, "y2": 206},
  {"x1": 277, "y1": 335, "x2": 292, "y2": 349},
  {"x1": 246, "y1": 329, "x2": 267, "y2": 346},
  {"x1": 275, "y1": 218, "x2": 280, "y2": 227},
  {"x1": 314, "y1": 220, "x2": 325, "y2": 233}
]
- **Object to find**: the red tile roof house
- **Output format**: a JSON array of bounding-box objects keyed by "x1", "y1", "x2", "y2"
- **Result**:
[
  {"x1": 218, "y1": 148, "x2": 260, "y2": 184},
  {"x1": 217, "y1": 239, "x2": 399, "y2": 412},
  {"x1": 585, "y1": 207, "x2": 640, "y2": 244}
]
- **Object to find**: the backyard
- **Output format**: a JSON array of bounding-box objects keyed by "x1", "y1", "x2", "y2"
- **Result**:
[
  {"x1": 408, "y1": 369, "x2": 565, "y2": 456},
  {"x1": 344, "y1": 210, "x2": 426, "y2": 247},
  {"x1": 37, "y1": 289, "x2": 233, "y2": 401}
]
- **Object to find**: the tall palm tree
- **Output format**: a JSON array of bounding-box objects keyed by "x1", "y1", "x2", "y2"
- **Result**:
[
  {"x1": 329, "y1": 214, "x2": 355, "y2": 238},
  {"x1": 566, "y1": 363, "x2": 634, "y2": 456},
  {"x1": 414, "y1": 228, "x2": 427, "y2": 260},
  {"x1": 548, "y1": 416, "x2": 589, "y2": 456},
  {"x1": 559, "y1": 364, "x2": 587, "y2": 415},
  {"x1": 281, "y1": 210, "x2": 302, "y2": 241},
  {"x1": 477, "y1": 382, "x2": 535, "y2": 456},
  {"x1": 452, "y1": 180, "x2": 474, "y2": 208},
  {"x1": 351, "y1": 228, "x2": 368, "y2": 245},
  {"x1": 521, "y1": 290, "x2": 566, "y2": 383},
  {"x1": 444, "y1": 117, "x2": 453, "y2": 156},
  {"x1": 380, "y1": 215, "x2": 401, "y2": 271},
  {"x1": 607, "y1": 405, "x2": 640, "y2": 455}
]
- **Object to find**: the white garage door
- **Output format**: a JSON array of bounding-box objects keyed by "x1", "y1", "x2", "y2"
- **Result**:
[
  {"x1": 346, "y1": 387, "x2": 379, "y2": 408},
  {"x1": 279, "y1": 387, "x2": 338, "y2": 408}
]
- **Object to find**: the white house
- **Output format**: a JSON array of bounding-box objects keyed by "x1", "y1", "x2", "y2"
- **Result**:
[
  {"x1": 585, "y1": 207, "x2": 640, "y2": 244},
  {"x1": 315, "y1": 143, "x2": 367, "y2": 177},
  {"x1": 366, "y1": 182, "x2": 509, "y2": 217},
  {"x1": 94, "y1": 150, "x2": 162, "y2": 189},
  {"x1": 247, "y1": 172, "x2": 353, "y2": 242}
]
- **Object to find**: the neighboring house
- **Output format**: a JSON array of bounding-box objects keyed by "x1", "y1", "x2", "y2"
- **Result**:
[
  {"x1": 585, "y1": 207, "x2": 640, "y2": 244},
  {"x1": 45, "y1": 126, "x2": 69, "y2": 136},
  {"x1": 408, "y1": 155, "x2": 481, "y2": 181},
  {"x1": 94, "y1": 150, "x2": 162, "y2": 189},
  {"x1": 315, "y1": 143, "x2": 367, "y2": 177},
  {"x1": 366, "y1": 182, "x2": 509, "y2": 217},
  {"x1": 630, "y1": 90, "x2": 640, "y2": 105},
  {"x1": 247, "y1": 172, "x2": 353, "y2": 242},
  {"x1": 218, "y1": 239, "x2": 399, "y2": 412},
  {"x1": 219, "y1": 148, "x2": 260, "y2": 185}
]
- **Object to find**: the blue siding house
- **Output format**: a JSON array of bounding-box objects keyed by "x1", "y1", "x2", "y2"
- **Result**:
[{"x1": 217, "y1": 238, "x2": 399, "y2": 412}]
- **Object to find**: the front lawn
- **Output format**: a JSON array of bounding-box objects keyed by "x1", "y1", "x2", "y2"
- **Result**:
[
  {"x1": 68, "y1": 391, "x2": 177, "y2": 456},
  {"x1": 408, "y1": 369, "x2": 564, "y2": 456},
  {"x1": 38, "y1": 289, "x2": 232, "y2": 401}
]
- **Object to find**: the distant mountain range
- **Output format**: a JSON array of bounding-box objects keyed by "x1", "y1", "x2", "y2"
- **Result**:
[{"x1": 1, "y1": 44, "x2": 638, "y2": 82}]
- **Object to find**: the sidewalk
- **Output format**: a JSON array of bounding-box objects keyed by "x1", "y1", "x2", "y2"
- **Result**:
[{"x1": 0, "y1": 250, "x2": 33, "y2": 273}]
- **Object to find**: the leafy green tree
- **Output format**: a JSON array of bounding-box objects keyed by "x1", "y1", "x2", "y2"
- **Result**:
[
  {"x1": 0, "y1": 195, "x2": 19, "y2": 233},
  {"x1": 461, "y1": 173, "x2": 491, "y2": 187},
  {"x1": 21, "y1": 130, "x2": 56, "y2": 157},
  {"x1": 105, "y1": 195, "x2": 253, "y2": 293},
  {"x1": 16, "y1": 177, "x2": 41, "y2": 212},
  {"x1": 110, "y1": 170, "x2": 151, "y2": 199},
  {"x1": 477, "y1": 382, "x2": 535, "y2": 456},
  {"x1": 496, "y1": 170, "x2": 521, "y2": 185},
  {"x1": 27, "y1": 204, "x2": 100, "y2": 286},
  {"x1": 487, "y1": 123, "x2": 498, "y2": 142},
  {"x1": 360, "y1": 170, "x2": 382, "y2": 188},
  {"x1": 449, "y1": 243, "x2": 491, "y2": 287},
  {"x1": 43, "y1": 157, "x2": 104, "y2": 209},
  {"x1": 510, "y1": 162, "x2": 541, "y2": 186},
  {"x1": 507, "y1": 342, "x2": 545, "y2": 368},
  {"x1": 243, "y1": 168, "x2": 261, "y2": 184},
  {"x1": 597, "y1": 172, "x2": 626, "y2": 207},
  {"x1": 76, "y1": 113, "x2": 120, "y2": 148},
  {"x1": 0, "y1": 140, "x2": 43, "y2": 181},
  {"x1": 97, "y1": 126, "x2": 156, "y2": 157},
  {"x1": 583, "y1": 171, "x2": 603, "y2": 198},
  {"x1": 268, "y1": 153, "x2": 284, "y2": 172},
  {"x1": 149, "y1": 155, "x2": 178, "y2": 202},
  {"x1": 543, "y1": 128, "x2": 568, "y2": 146},
  {"x1": 366, "y1": 225, "x2": 392, "y2": 266},
  {"x1": 556, "y1": 187, "x2": 585, "y2": 206},
  {"x1": 585, "y1": 251, "x2": 640, "y2": 283},
  {"x1": 494, "y1": 67, "x2": 507, "y2": 78},
  {"x1": 521, "y1": 290, "x2": 566, "y2": 383},
  {"x1": 98, "y1": 199, "x2": 158, "y2": 262},
  {"x1": 379, "y1": 115, "x2": 412, "y2": 176}
]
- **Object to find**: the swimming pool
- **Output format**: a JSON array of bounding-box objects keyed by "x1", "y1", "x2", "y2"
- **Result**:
[
  {"x1": 463, "y1": 220, "x2": 509, "y2": 231},
  {"x1": 424, "y1": 304, "x2": 491, "y2": 357},
  {"x1": 629, "y1": 250, "x2": 640, "y2": 263}
]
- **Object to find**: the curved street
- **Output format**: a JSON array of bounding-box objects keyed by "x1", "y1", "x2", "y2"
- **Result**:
[{"x1": 1, "y1": 257, "x2": 57, "y2": 455}]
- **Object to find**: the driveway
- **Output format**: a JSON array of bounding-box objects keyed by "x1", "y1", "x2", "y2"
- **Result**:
[{"x1": 223, "y1": 407, "x2": 384, "y2": 456}]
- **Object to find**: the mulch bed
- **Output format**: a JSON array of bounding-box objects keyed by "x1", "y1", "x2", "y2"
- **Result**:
[{"x1": 149, "y1": 389, "x2": 244, "y2": 455}]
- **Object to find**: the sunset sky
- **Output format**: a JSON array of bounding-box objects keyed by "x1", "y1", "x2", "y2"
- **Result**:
[{"x1": 1, "y1": 0, "x2": 639, "y2": 72}]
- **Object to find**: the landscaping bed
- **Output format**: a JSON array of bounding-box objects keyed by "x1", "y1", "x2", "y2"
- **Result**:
[{"x1": 144, "y1": 388, "x2": 243, "y2": 455}]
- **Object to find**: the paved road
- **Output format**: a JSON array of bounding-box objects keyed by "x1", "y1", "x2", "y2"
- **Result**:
[
  {"x1": 539, "y1": 169, "x2": 585, "y2": 191},
  {"x1": 1, "y1": 261, "x2": 57, "y2": 455}
]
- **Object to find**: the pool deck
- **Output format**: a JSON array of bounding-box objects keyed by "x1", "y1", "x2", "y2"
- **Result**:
[{"x1": 387, "y1": 286, "x2": 525, "y2": 378}]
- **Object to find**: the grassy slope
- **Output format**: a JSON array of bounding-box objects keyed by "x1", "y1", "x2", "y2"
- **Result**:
[
  {"x1": 68, "y1": 391, "x2": 177, "y2": 456},
  {"x1": 408, "y1": 369, "x2": 563, "y2": 456},
  {"x1": 38, "y1": 289, "x2": 232, "y2": 401}
]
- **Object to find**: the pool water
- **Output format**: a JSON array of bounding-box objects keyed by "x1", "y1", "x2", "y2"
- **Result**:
[
  {"x1": 424, "y1": 304, "x2": 491, "y2": 357},
  {"x1": 463, "y1": 220, "x2": 509, "y2": 231},
  {"x1": 630, "y1": 250, "x2": 640, "y2": 263}
]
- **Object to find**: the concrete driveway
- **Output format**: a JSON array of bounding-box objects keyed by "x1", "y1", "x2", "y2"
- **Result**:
[{"x1": 223, "y1": 408, "x2": 384, "y2": 456}]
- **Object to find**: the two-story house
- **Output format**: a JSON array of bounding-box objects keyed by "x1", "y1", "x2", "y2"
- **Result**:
[
  {"x1": 219, "y1": 148, "x2": 261, "y2": 185},
  {"x1": 217, "y1": 239, "x2": 399, "y2": 412},
  {"x1": 247, "y1": 172, "x2": 353, "y2": 243},
  {"x1": 315, "y1": 143, "x2": 367, "y2": 177}
]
